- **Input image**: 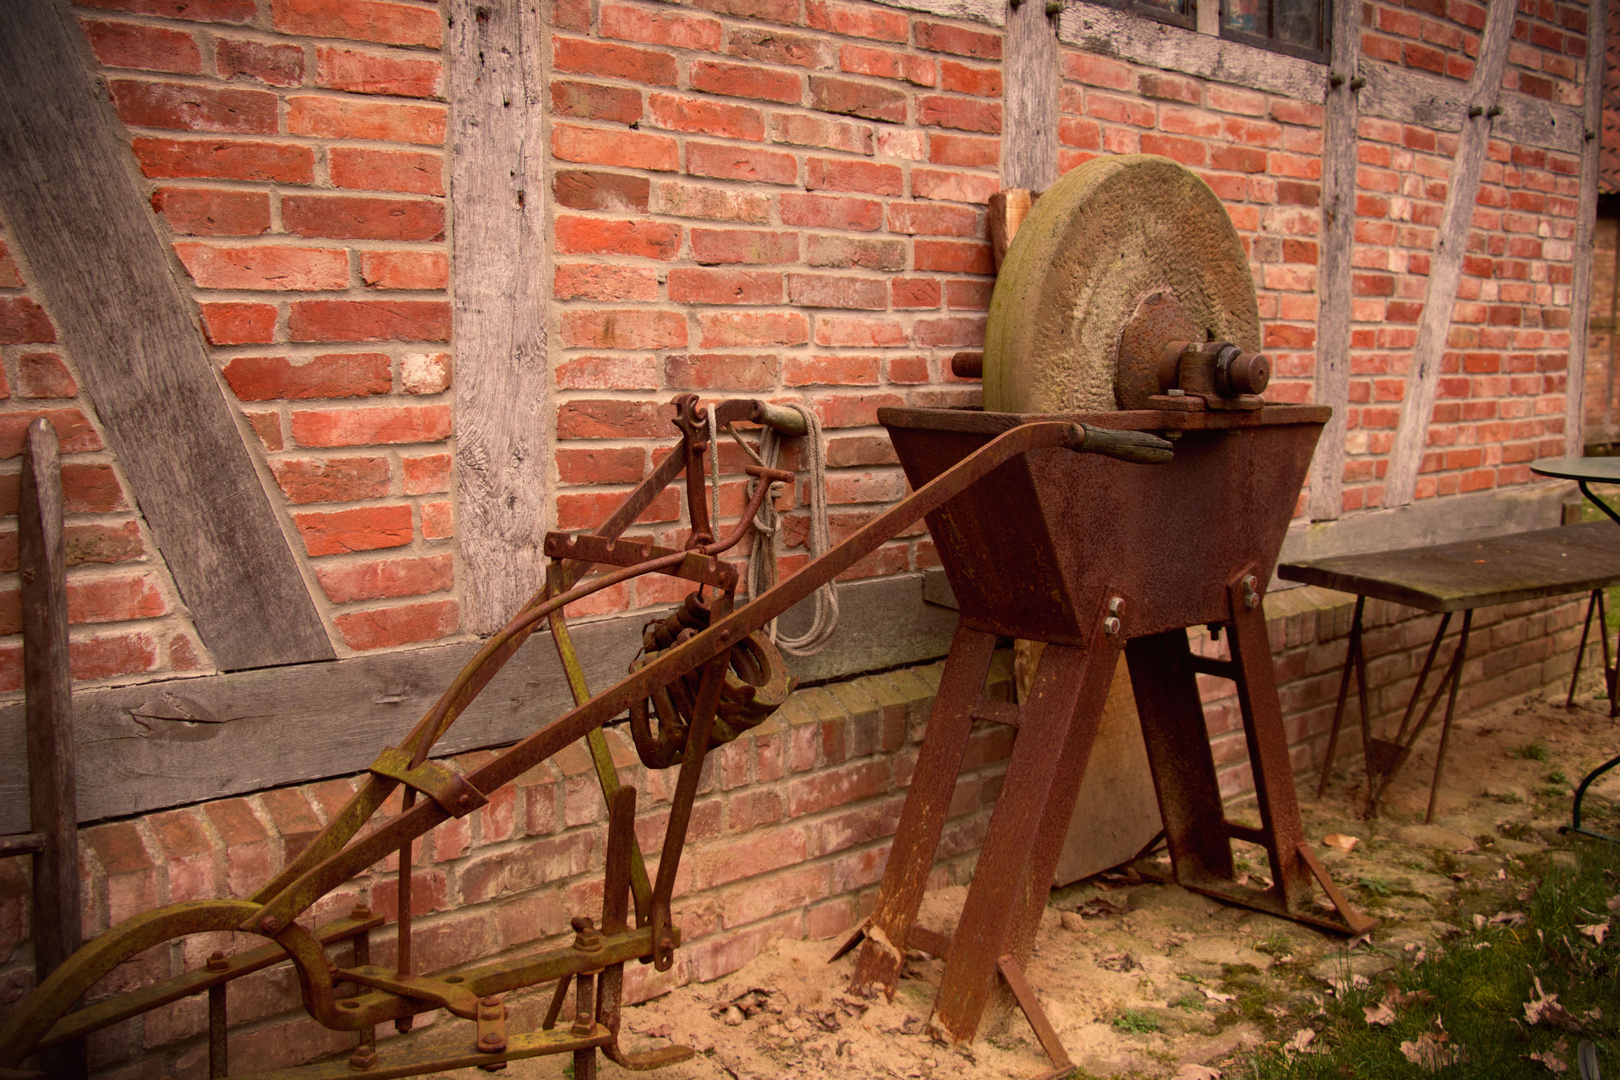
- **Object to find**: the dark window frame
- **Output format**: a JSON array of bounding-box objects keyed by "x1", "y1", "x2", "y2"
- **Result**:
[{"x1": 1218, "y1": 0, "x2": 1332, "y2": 63}]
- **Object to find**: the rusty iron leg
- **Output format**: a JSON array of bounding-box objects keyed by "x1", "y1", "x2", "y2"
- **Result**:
[
  {"x1": 931, "y1": 615, "x2": 1125, "y2": 1044},
  {"x1": 1315, "y1": 595, "x2": 1365, "y2": 797},
  {"x1": 849, "y1": 627, "x2": 999, "y2": 998}
]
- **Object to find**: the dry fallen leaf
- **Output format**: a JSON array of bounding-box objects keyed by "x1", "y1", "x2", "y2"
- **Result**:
[
  {"x1": 1322, "y1": 833, "x2": 1360, "y2": 853},
  {"x1": 1284, "y1": 1029, "x2": 1320, "y2": 1056},
  {"x1": 1199, "y1": 986, "x2": 1237, "y2": 1004},
  {"x1": 1173, "y1": 1065, "x2": 1221, "y2": 1080},
  {"x1": 1400, "y1": 1020, "x2": 1465, "y2": 1072},
  {"x1": 1578, "y1": 923, "x2": 1609, "y2": 945},
  {"x1": 1524, "y1": 976, "x2": 1580, "y2": 1030},
  {"x1": 1363, "y1": 999, "x2": 1396, "y2": 1026},
  {"x1": 1528, "y1": 1036, "x2": 1571, "y2": 1074},
  {"x1": 1491, "y1": 911, "x2": 1527, "y2": 927}
]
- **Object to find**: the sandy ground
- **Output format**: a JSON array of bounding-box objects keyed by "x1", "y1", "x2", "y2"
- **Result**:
[{"x1": 401, "y1": 679, "x2": 1620, "y2": 1080}]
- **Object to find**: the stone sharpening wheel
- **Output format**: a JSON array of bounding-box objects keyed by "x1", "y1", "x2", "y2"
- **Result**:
[{"x1": 983, "y1": 154, "x2": 1269, "y2": 414}]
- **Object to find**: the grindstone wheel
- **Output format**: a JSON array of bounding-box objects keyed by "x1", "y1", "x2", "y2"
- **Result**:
[{"x1": 983, "y1": 154, "x2": 1261, "y2": 414}]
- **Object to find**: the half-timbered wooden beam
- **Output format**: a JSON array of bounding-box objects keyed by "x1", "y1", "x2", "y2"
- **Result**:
[
  {"x1": 1306, "y1": 0, "x2": 1363, "y2": 519},
  {"x1": 1382, "y1": 0, "x2": 1517, "y2": 507},
  {"x1": 0, "y1": 0, "x2": 333, "y2": 670},
  {"x1": 448, "y1": 0, "x2": 550, "y2": 635},
  {"x1": 1003, "y1": 0, "x2": 1059, "y2": 192},
  {"x1": 1566, "y1": 0, "x2": 1610, "y2": 453}
]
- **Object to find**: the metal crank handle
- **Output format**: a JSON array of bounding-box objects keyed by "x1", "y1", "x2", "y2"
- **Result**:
[{"x1": 1068, "y1": 424, "x2": 1175, "y2": 464}]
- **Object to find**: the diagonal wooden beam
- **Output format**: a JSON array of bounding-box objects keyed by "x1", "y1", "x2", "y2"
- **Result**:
[
  {"x1": 1306, "y1": 0, "x2": 1364, "y2": 520},
  {"x1": 1382, "y1": 0, "x2": 1518, "y2": 507},
  {"x1": 448, "y1": 0, "x2": 550, "y2": 635},
  {"x1": 1565, "y1": 0, "x2": 1610, "y2": 453},
  {"x1": 0, "y1": 0, "x2": 333, "y2": 670}
]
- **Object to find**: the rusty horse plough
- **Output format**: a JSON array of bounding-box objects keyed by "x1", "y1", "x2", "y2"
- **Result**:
[{"x1": 0, "y1": 393, "x2": 1195, "y2": 1078}]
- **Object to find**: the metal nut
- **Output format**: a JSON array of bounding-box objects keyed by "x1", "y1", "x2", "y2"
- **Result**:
[
  {"x1": 1102, "y1": 616, "x2": 1121, "y2": 636},
  {"x1": 261, "y1": 916, "x2": 281, "y2": 934},
  {"x1": 206, "y1": 950, "x2": 229, "y2": 972},
  {"x1": 348, "y1": 1046, "x2": 378, "y2": 1071},
  {"x1": 1107, "y1": 597, "x2": 1124, "y2": 615}
]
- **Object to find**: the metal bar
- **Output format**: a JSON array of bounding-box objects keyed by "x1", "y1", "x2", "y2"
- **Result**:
[
  {"x1": 997, "y1": 954, "x2": 1075, "y2": 1078},
  {"x1": 207, "y1": 983, "x2": 227, "y2": 1079},
  {"x1": 1425, "y1": 609, "x2": 1473, "y2": 823},
  {"x1": 1568, "y1": 590, "x2": 1599, "y2": 708},
  {"x1": 1187, "y1": 655, "x2": 1241, "y2": 680},
  {"x1": 0, "y1": 833, "x2": 43, "y2": 857},
  {"x1": 228, "y1": 1023, "x2": 613, "y2": 1080},
  {"x1": 1293, "y1": 842, "x2": 1378, "y2": 935},
  {"x1": 19, "y1": 420, "x2": 84, "y2": 1080},
  {"x1": 1317, "y1": 595, "x2": 1364, "y2": 796},
  {"x1": 1564, "y1": 752, "x2": 1620, "y2": 843},
  {"x1": 850, "y1": 627, "x2": 998, "y2": 998},
  {"x1": 1393, "y1": 611, "x2": 1453, "y2": 745}
]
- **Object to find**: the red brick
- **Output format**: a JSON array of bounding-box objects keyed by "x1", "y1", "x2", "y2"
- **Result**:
[
  {"x1": 59, "y1": 521, "x2": 144, "y2": 567},
  {"x1": 421, "y1": 500, "x2": 452, "y2": 538},
  {"x1": 57, "y1": 464, "x2": 127, "y2": 513},
  {"x1": 691, "y1": 228, "x2": 798, "y2": 265},
  {"x1": 401, "y1": 452, "x2": 450, "y2": 493},
  {"x1": 910, "y1": 167, "x2": 997, "y2": 203},
  {"x1": 940, "y1": 59, "x2": 1000, "y2": 96},
  {"x1": 689, "y1": 0, "x2": 798, "y2": 22},
  {"x1": 918, "y1": 95, "x2": 1000, "y2": 133},
  {"x1": 80, "y1": 18, "x2": 202, "y2": 74},
  {"x1": 697, "y1": 311, "x2": 808, "y2": 347},
  {"x1": 151, "y1": 186, "x2": 270, "y2": 235},
  {"x1": 892, "y1": 277, "x2": 941, "y2": 308},
  {"x1": 806, "y1": 234, "x2": 906, "y2": 270},
  {"x1": 555, "y1": 216, "x2": 681, "y2": 259},
  {"x1": 329, "y1": 147, "x2": 444, "y2": 195},
  {"x1": 269, "y1": 455, "x2": 391, "y2": 503},
  {"x1": 0, "y1": 299, "x2": 56, "y2": 345},
  {"x1": 223, "y1": 353, "x2": 391, "y2": 402},
  {"x1": 559, "y1": 309, "x2": 688, "y2": 349},
  {"x1": 815, "y1": 315, "x2": 904, "y2": 347},
  {"x1": 664, "y1": 353, "x2": 778, "y2": 390},
  {"x1": 134, "y1": 136, "x2": 314, "y2": 182},
  {"x1": 315, "y1": 46, "x2": 440, "y2": 100},
  {"x1": 668, "y1": 268, "x2": 783, "y2": 304},
  {"x1": 806, "y1": 157, "x2": 902, "y2": 195},
  {"x1": 771, "y1": 113, "x2": 871, "y2": 154},
  {"x1": 317, "y1": 553, "x2": 453, "y2": 603},
  {"x1": 779, "y1": 193, "x2": 882, "y2": 231},
  {"x1": 68, "y1": 574, "x2": 168, "y2": 626},
  {"x1": 555, "y1": 355, "x2": 658, "y2": 390},
  {"x1": 808, "y1": 76, "x2": 907, "y2": 122},
  {"x1": 556, "y1": 400, "x2": 669, "y2": 439},
  {"x1": 359, "y1": 250, "x2": 448, "y2": 290},
  {"x1": 687, "y1": 142, "x2": 797, "y2": 184},
  {"x1": 199, "y1": 301, "x2": 276, "y2": 345},
  {"x1": 553, "y1": 123, "x2": 679, "y2": 171},
  {"x1": 272, "y1": 0, "x2": 441, "y2": 48},
  {"x1": 0, "y1": 410, "x2": 100, "y2": 457},
  {"x1": 785, "y1": 272, "x2": 886, "y2": 309},
  {"x1": 785, "y1": 354, "x2": 880, "y2": 386},
  {"x1": 806, "y1": 0, "x2": 908, "y2": 41},
  {"x1": 914, "y1": 20, "x2": 1001, "y2": 58},
  {"x1": 651, "y1": 93, "x2": 764, "y2": 139},
  {"x1": 215, "y1": 37, "x2": 306, "y2": 85},
  {"x1": 657, "y1": 181, "x2": 772, "y2": 222},
  {"x1": 0, "y1": 241, "x2": 19, "y2": 289},
  {"x1": 70, "y1": 632, "x2": 158, "y2": 682},
  {"x1": 928, "y1": 132, "x2": 998, "y2": 167},
  {"x1": 174, "y1": 243, "x2": 349, "y2": 291},
  {"x1": 554, "y1": 263, "x2": 659, "y2": 302},
  {"x1": 18, "y1": 353, "x2": 78, "y2": 399},
  {"x1": 886, "y1": 203, "x2": 977, "y2": 236},
  {"x1": 600, "y1": 3, "x2": 721, "y2": 49},
  {"x1": 287, "y1": 96, "x2": 446, "y2": 145},
  {"x1": 554, "y1": 170, "x2": 652, "y2": 212},
  {"x1": 289, "y1": 300, "x2": 450, "y2": 342},
  {"x1": 553, "y1": 36, "x2": 678, "y2": 85},
  {"x1": 78, "y1": 0, "x2": 254, "y2": 21},
  {"x1": 556, "y1": 446, "x2": 645, "y2": 485},
  {"x1": 689, "y1": 59, "x2": 802, "y2": 104},
  {"x1": 293, "y1": 503, "x2": 414, "y2": 555},
  {"x1": 108, "y1": 78, "x2": 275, "y2": 133},
  {"x1": 913, "y1": 316, "x2": 984, "y2": 347},
  {"x1": 290, "y1": 404, "x2": 451, "y2": 447},
  {"x1": 840, "y1": 43, "x2": 934, "y2": 85},
  {"x1": 725, "y1": 27, "x2": 831, "y2": 68},
  {"x1": 551, "y1": 80, "x2": 643, "y2": 123},
  {"x1": 914, "y1": 239, "x2": 992, "y2": 274}
]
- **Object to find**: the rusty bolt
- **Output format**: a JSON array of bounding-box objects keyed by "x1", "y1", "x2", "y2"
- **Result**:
[
  {"x1": 1102, "y1": 616, "x2": 1121, "y2": 636},
  {"x1": 1242, "y1": 576, "x2": 1260, "y2": 609},
  {"x1": 207, "y1": 950, "x2": 229, "y2": 973},
  {"x1": 458, "y1": 793, "x2": 473, "y2": 810},
  {"x1": 348, "y1": 1046, "x2": 378, "y2": 1071},
  {"x1": 482, "y1": 995, "x2": 502, "y2": 1008},
  {"x1": 262, "y1": 916, "x2": 281, "y2": 934},
  {"x1": 1108, "y1": 597, "x2": 1124, "y2": 615},
  {"x1": 478, "y1": 1031, "x2": 507, "y2": 1051},
  {"x1": 351, "y1": 903, "x2": 372, "y2": 921},
  {"x1": 571, "y1": 915, "x2": 602, "y2": 952}
]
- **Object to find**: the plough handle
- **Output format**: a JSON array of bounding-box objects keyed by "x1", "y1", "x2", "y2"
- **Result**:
[{"x1": 1071, "y1": 424, "x2": 1174, "y2": 465}]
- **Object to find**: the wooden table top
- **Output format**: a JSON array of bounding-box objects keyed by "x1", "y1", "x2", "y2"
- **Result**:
[{"x1": 1277, "y1": 520, "x2": 1620, "y2": 613}]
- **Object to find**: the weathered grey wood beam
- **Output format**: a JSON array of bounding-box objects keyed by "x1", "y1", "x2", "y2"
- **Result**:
[
  {"x1": 1565, "y1": 0, "x2": 1609, "y2": 452},
  {"x1": 1305, "y1": 0, "x2": 1362, "y2": 519},
  {"x1": 1003, "y1": 0, "x2": 1058, "y2": 191},
  {"x1": 0, "y1": 574, "x2": 958, "y2": 831},
  {"x1": 0, "y1": 0, "x2": 333, "y2": 670},
  {"x1": 1381, "y1": 0, "x2": 1517, "y2": 508},
  {"x1": 448, "y1": 0, "x2": 551, "y2": 635},
  {"x1": 1355, "y1": 59, "x2": 1583, "y2": 155}
]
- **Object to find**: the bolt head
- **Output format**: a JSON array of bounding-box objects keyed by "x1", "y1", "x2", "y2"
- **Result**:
[
  {"x1": 262, "y1": 916, "x2": 281, "y2": 934},
  {"x1": 1107, "y1": 597, "x2": 1124, "y2": 614},
  {"x1": 1103, "y1": 616, "x2": 1121, "y2": 636}
]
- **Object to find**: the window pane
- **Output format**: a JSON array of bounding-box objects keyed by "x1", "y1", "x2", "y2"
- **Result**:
[
  {"x1": 1273, "y1": 0, "x2": 1320, "y2": 48},
  {"x1": 1222, "y1": 0, "x2": 1266, "y2": 36}
]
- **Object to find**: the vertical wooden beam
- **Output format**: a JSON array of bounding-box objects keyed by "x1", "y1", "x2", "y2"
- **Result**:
[
  {"x1": 1306, "y1": 0, "x2": 1362, "y2": 520},
  {"x1": 1382, "y1": 0, "x2": 1517, "y2": 507},
  {"x1": 1002, "y1": 0, "x2": 1058, "y2": 191},
  {"x1": 448, "y1": 0, "x2": 550, "y2": 635},
  {"x1": 1565, "y1": 0, "x2": 1611, "y2": 453},
  {"x1": 0, "y1": 0, "x2": 335, "y2": 670},
  {"x1": 20, "y1": 421, "x2": 86, "y2": 1079}
]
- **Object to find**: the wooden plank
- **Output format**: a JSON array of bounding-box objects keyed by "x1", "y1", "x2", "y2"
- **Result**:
[
  {"x1": 1566, "y1": 0, "x2": 1610, "y2": 453},
  {"x1": 0, "y1": 0, "x2": 333, "y2": 671},
  {"x1": 1057, "y1": 5, "x2": 1326, "y2": 100},
  {"x1": 1003, "y1": 0, "x2": 1058, "y2": 191},
  {"x1": 1381, "y1": 0, "x2": 1517, "y2": 508},
  {"x1": 1356, "y1": 60, "x2": 1582, "y2": 154},
  {"x1": 19, "y1": 421, "x2": 86, "y2": 1079},
  {"x1": 0, "y1": 572, "x2": 956, "y2": 831},
  {"x1": 1305, "y1": 0, "x2": 1363, "y2": 521},
  {"x1": 448, "y1": 0, "x2": 552, "y2": 635}
]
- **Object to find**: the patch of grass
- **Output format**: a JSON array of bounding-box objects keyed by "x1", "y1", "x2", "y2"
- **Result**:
[
  {"x1": 1256, "y1": 931, "x2": 1293, "y2": 957},
  {"x1": 1171, "y1": 993, "x2": 1205, "y2": 1011},
  {"x1": 1113, "y1": 1009, "x2": 1161, "y2": 1034},
  {"x1": 1545, "y1": 770, "x2": 1569, "y2": 785},
  {"x1": 1236, "y1": 841, "x2": 1620, "y2": 1079},
  {"x1": 1357, "y1": 875, "x2": 1393, "y2": 897},
  {"x1": 1513, "y1": 739, "x2": 1552, "y2": 762}
]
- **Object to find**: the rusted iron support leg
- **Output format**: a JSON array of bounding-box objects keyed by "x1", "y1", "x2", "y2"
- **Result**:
[
  {"x1": 1126, "y1": 630, "x2": 1235, "y2": 889},
  {"x1": 1224, "y1": 576, "x2": 1315, "y2": 915},
  {"x1": 848, "y1": 627, "x2": 999, "y2": 998},
  {"x1": 1424, "y1": 609, "x2": 1472, "y2": 823},
  {"x1": 932, "y1": 624, "x2": 1124, "y2": 1044},
  {"x1": 207, "y1": 983, "x2": 227, "y2": 1079},
  {"x1": 1316, "y1": 595, "x2": 1365, "y2": 797},
  {"x1": 1568, "y1": 589, "x2": 1600, "y2": 708}
]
